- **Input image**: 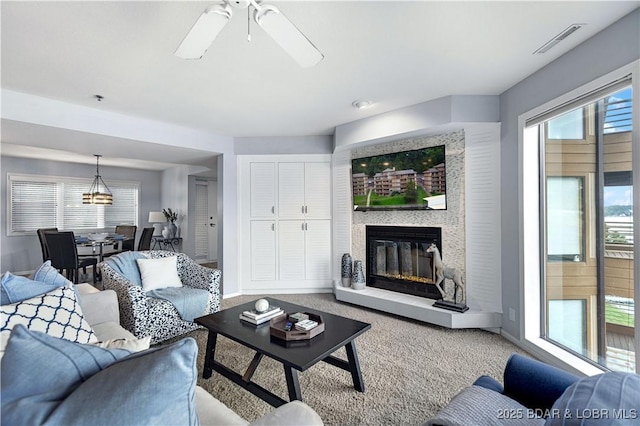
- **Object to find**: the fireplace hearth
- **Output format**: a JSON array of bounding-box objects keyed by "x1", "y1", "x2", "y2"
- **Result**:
[{"x1": 366, "y1": 226, "x2": 442, "y2": 299}]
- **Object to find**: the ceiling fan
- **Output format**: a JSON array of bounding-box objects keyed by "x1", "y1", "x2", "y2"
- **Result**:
[{"x1": 175, "y1": 0, "x2": 323, "y2": 68}]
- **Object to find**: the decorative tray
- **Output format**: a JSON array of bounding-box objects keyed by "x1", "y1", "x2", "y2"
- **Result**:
[{"x1": 269, "y1": 312, "x2": 325, "y2": 341}]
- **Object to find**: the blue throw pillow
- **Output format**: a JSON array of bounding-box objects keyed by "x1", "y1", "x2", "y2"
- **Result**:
[
  {"x1": 0, "y1": 271, "x2": 63, "y2": 305},
  {"x1": 1, "y1": 325, "x2": 199, "y2": 426},
  {"x1": 546, "y1": 372, "x2": 640, "y2": 425},
  {"x1": 1, "y1": 324, "x2": 131, "y2": 424},
  {"x1": 31, "y1": 260, "x2": 74, "y2": 288}
]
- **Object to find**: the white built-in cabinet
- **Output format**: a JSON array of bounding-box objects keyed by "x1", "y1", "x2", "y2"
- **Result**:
[{"x1": 239, "y1": 155, "x2": 332, "y2": 293}]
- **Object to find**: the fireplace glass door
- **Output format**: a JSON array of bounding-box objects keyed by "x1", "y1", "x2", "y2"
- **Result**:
[{"x1": 366, "y1": 226, "x2": 442, "y2": 299}]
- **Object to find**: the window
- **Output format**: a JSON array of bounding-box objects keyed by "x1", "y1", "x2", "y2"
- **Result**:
[
  {"x1": 548, "y1": 299, "x2": 587, "y2": 355},
  {"x1": 546, "y1": 176, "x2": 585, "y2": 262},
  {"x1": 547, "y1": 109, "x2": 585, "y2": 140},
  {"x1": 523, "y1": 75, "x2": 636, "y2": 374},
  {"x1": 8, "y1": 174, "x2": 139, "y2": 234}
]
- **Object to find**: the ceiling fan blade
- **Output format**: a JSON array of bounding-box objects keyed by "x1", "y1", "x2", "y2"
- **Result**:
[
  {"x1": 175, "y1": 4, "x2": 233, "y2": 60},
  {"x1": 253, "y1": 4, "x2": 323, "y2": 68}
]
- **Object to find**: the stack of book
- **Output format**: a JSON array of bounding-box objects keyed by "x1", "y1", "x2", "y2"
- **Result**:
[
  {"x1": 239, "y1": 305, "x2": 283, "y2": 325},
  {"x1": 294, "y1": 319, "x2": 318, "y2": 331}
]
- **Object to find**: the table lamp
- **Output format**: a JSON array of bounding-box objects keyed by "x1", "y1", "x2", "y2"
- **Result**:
[{"x1": 148, "y1": 211, "x2": 166, "y2": 236}]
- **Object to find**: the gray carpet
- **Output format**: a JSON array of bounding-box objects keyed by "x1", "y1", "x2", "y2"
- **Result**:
[{"x1": 176, "y1": 293, "x2": 527, "y2": 426}]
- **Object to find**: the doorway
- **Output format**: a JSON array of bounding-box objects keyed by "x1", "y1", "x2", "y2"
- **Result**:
[{"x1": 195, "y1": 179, "x2": 218, "y2": 263}]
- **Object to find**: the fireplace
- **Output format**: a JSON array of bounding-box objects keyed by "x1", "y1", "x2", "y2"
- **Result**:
[{"x1": 366, "y1": 225, "x2": 442, "y2": 299}]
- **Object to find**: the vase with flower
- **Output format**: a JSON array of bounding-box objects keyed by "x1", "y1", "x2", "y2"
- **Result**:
[{"x1": 163, "y1": 208, "x2": 178, "y2": 238}]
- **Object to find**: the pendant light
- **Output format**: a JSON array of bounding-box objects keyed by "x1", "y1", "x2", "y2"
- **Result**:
[{"x1": 82, "y1": 154, "x2": 113, "y2": 205}]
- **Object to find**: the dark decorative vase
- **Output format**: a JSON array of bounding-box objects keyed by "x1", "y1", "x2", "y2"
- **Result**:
[
  {"x1": 169, "y1": 223, "x2": 177, "y2": 238},
  {"x1": 341, "y1": 253, "x2": 353, "y2": 287},
  {"x1": 352, "y1": 260, "x2": 365, "y2": 290}
]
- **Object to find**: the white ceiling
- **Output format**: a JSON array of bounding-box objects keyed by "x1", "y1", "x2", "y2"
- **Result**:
[{"x1": 1, "y1": 1, "x2": 638, "y2": 169}]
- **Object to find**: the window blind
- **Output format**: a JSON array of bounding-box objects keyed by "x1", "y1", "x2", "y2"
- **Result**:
[
  {"x1": 8, "y1": 173, "x2": 139, "y2": 234},
  {"x1": 10, "y1": 180, "x2": 58, "y2": 232},
  {"x1": 195, "y1": 183, "x2": 209, "y2": 258}
]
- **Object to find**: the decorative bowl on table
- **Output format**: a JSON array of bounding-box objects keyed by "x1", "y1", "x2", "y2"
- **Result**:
[{"x1": 88, "y1": 232, "x2": 109, "y2": 242}]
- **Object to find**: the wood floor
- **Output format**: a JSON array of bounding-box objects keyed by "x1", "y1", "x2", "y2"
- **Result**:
[{"x1": 607, "y1": 331, "x2": 636, "y2": 372}]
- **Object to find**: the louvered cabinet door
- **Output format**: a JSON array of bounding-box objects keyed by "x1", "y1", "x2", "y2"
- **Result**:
[
  {"x1": 304, "y1": 220, "x2": 332, "y2": 280},
  {"x1": 304, "y1": 162, "x2": 331, "y2": 218},
  {"x1": 250, "y1": 221, "x2": 276, "y2": 281},
  {"x1": 250, "y1": 162, "x2": 276, "y2": 218},
  {"x1": 278, "y1": 163, "x2": 305, "y2": 218},
  {"x1": 278, "y1": 220, "x2": 306, "y2": 280}
]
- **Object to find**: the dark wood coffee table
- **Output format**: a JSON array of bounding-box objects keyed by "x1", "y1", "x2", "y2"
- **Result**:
[{"x1": 195, "y1": 297, "x2": 371, "y2": 407}]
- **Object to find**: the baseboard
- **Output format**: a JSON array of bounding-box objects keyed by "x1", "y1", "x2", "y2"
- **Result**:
[{"x1": 241, "y1": 288, "x2": 334, "y2": 296}]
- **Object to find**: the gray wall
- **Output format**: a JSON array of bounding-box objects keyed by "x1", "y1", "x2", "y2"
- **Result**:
[
  {"x1": 499, "y1": 9, "x2": 640, "y2": 339},
  {"x1": 334, "y1": 95, "x2": 499, "y2": 149},
  {"x1": 1, "y1": 155, "x2": 162, "y2": 273},
  {"x1": 234, "y1": 135, "x2": 333, "y2": 155}
]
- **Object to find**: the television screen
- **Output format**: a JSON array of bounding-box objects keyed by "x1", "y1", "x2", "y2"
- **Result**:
[{"x1": 351, "y1": 145, "x2": 446, "y2": 211}]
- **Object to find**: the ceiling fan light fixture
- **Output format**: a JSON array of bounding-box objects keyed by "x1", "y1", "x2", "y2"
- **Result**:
[
  {"x1": 253, "y1": 3, "x2": 323, "y2": 68},
  {"x1": 175, "y1": 3, "x2": 233, "y2": 59}
]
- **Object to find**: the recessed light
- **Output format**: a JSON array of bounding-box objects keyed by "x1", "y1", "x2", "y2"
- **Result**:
[{"x1": 352, "y1": 100, "x2": 373, "y2": 109}]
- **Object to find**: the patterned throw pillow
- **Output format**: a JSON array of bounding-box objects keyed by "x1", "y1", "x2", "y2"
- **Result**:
[{"x1": 0, "y1": 286, "x2": 97, "y2": 355}]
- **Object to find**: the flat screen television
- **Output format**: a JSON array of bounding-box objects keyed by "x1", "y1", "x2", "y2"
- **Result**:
[{"x1": 351, "y1": 145, "x2": 446, "y2": 211}]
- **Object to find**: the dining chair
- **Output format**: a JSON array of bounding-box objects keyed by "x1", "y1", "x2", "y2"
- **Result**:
[
  {"x1": 115, "y1": 225, "x2": 137, "y2": 252},
  {"x1": 37, "y1": 228, "x2": 58, "y2": 262},
  {"x1": 43, "y1": 231, "x2": 97, "y2": 284},
  {"x1": 137, "y1": 227, "x2": 154, "y2": 251}
]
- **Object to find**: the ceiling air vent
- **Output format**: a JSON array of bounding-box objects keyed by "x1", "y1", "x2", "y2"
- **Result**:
[{"x1": 533, "y1": 23, "x2": 586, "y2": 55}]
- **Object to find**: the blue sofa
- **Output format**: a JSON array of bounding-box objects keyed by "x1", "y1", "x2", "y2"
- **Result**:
[{"x1": 426, "y1": 353, "x2": 640, "y2": 426}]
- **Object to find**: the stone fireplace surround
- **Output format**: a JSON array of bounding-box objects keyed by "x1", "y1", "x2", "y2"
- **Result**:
[{"x1": 333, "y1": 129, "x2": 502, "y2": 330}]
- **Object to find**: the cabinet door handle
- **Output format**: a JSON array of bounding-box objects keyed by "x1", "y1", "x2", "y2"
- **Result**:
[
  {"x1": 304, "y1": 205, "x2": 308, "y2": 214},
  {"x1": 301, "y1": 205, "x2": 305, "y2": 214},
  {"x1": 301, "y1": 223, "x2": 305, "y2": 231},
  {"x1": 271, "y1": 223, "x2": 275, "y2": 231},
  {"x1": 271, "y1": 206, "x2": 275, "y2": 214}
]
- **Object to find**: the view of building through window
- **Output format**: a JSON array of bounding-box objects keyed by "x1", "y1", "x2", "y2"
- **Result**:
[{"x1": 540, "y1": 86, "x2": 635, "y2": 372}]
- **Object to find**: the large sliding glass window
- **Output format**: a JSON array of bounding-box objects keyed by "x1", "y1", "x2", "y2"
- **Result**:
[{"x1": 525, "y1": 81, "x2": 636, "y2": 373}]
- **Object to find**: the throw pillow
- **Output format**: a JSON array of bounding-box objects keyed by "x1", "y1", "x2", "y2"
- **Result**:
[
  {"x1": 0, "y1": 286, "x2": 97, "y2": 355},
  {"x1": 1, "y1": 324, "x2": 132, "y2": 425},
  {"x1": 1, "y1": 271, "x2": 64, "y2": 305},
  {"x1": 424, "y1": 385, "x2": 545, "y2": 426},
  {"x1": 48, "y1": 336, "x2": 199, "y2": 426},
  {"x1": 546, "y1": 372, "x2": 640, "y2": 425},
  {"x1": 1, "y1": 325, "x2": 199, "y2": 426},
  {"x1": 31, "y1": 260, "x2": 74, "y2": 288},
  {"x1": 137, "y1": 255, "x2": 183, "y2": 291},
  {"x1": 93, "y1": 335, "x2": 151, "y2": 352}
]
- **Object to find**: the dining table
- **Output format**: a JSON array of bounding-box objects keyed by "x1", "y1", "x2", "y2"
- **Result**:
[{"x1": 76, "y1": 235, "x2": 124, "y2": 262}]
